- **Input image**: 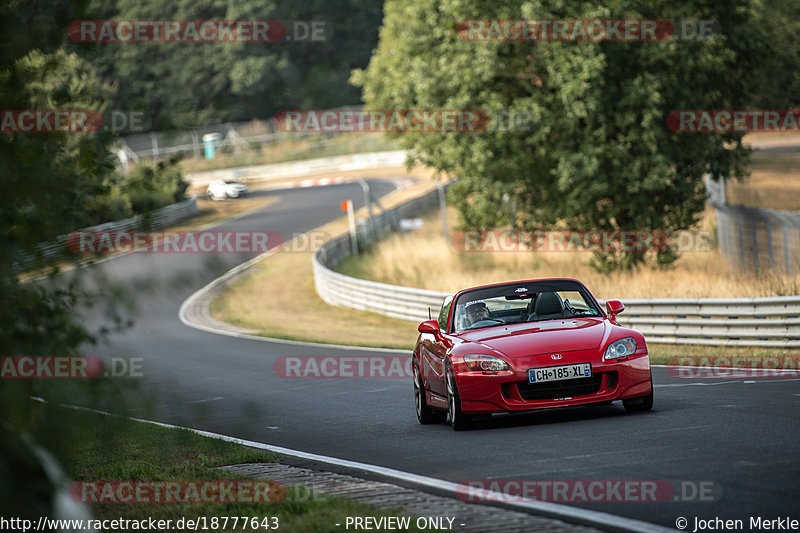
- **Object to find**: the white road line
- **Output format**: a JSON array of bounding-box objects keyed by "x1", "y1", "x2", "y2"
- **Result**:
[
  {"x1": 189, "y1": 396, "x2": 225, "y2": 403},
  {"x1": 33, "y1": 397, "x2": 674, "y2": 533},
  {"x1": 656, "y1": 377, "x2": 800, "y2": 387},
  {"x1": 177, "y1": 244, "x2": 411, "y2": 353}
]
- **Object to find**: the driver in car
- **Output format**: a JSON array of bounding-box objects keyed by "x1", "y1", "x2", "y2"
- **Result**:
[{"x1": 465, "y1": 301, "x2": 490, "y2": 327}]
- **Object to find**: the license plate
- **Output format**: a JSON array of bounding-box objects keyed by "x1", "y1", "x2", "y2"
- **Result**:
[{"x1": 528, "y1": 363, "x2": 591, "y2": 383}]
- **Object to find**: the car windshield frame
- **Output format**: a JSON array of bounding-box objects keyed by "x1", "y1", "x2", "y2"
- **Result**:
[{"x1": 449, "y1": 279, "x2": 603, "y2": 333}]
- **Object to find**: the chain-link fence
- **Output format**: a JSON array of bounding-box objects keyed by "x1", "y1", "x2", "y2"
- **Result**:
[
  {"x1": 115, "y1": 109, "x2": 366, "y2": 170},
  {"x1": 706, "y1": 176, "x2": 800, "y2": 274}
]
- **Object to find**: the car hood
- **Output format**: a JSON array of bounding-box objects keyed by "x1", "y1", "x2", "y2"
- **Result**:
[{"x1": 458, "y1": 318, "x2": 607, "y2": 357}]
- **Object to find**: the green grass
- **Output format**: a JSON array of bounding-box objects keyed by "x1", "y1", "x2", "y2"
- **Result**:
[
  {"x1": 647, "y1": 343, "x2": 800, "y2": 366},
  {"x1": 27, "y1": 402, "x2": 441, "y2": 533}
]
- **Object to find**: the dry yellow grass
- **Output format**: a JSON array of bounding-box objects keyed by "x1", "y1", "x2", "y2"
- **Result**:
[
  {"x1": 210, "y1": 250, "x2": 418, "y2": 350},
  {"x1": 727, "y1": 151, "x2": 800, "y2": 210},
  {"x1": 337, "y1": 207, "x2": 800, "y2": 299}
]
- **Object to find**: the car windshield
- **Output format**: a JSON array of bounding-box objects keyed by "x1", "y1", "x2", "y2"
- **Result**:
[{"x1": 451, "y1": 280, "x2": 602, "y2": 333}]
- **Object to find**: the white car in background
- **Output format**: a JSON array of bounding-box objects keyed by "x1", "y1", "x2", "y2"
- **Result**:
[{"x1": 206, "y1": 179, "x2": 248, "y2": 200}]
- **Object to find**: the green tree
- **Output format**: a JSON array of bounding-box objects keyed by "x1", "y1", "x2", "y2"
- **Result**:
[
  {"x1": 749, "y1": 0, "x2": 800, "y2": 109},
  {"x1": 75, "y1": 0, "x2": 383, "y2": 128},
  {"x1": 123, "y1": 158, "x2": 188, "y2": 214},
  {"x1": 0, "y1": 1, "x2": 124, "y2": 430},
  {"x1": 356, "y1": 0, "x2": 773, "y2": 270}
]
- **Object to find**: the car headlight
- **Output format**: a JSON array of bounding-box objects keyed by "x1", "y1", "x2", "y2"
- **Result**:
[
  {"x1": 463, "y1": 354, "x2": 509, "y2": 371},
  {"x1": 604, "y1": 337, "x2": 636, "y2": 360}
]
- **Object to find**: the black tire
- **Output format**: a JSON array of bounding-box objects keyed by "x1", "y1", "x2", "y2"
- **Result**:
[
  {"x1": 446, "y1": 363, "x2": 472, "y2": 430},
  {"x1": 414, "y1": 364, "x2": 446, "y2": 424},
  {"x1": 623, "y1": 372, "x2": 654, "y2": 412}
]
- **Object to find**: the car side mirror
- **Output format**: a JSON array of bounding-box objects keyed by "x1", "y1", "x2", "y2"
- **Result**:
[
  {"x1": 418, "y1": 320, "x2": 440, "y2": 335},
  {"x1": 606, "y1": 300, "x2": 625, "y2": 319}
]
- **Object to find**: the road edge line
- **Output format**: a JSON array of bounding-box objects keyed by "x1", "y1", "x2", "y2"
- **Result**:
[{"x1": 37, "y1": 398, "x2": 674, "y2": 533}]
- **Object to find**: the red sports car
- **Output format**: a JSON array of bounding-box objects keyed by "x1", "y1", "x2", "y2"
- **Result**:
[{"x1": 412, "y1": 278, "x2": 653, "y2": 430}]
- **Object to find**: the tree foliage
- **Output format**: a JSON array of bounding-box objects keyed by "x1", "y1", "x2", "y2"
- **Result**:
[
  {"x1": 1, "y1": 7, "x2": 147, "y2": 514},
  {"x1": 356, "y1": 0, "x2": 782, "y2": 270},
  {"x1": 749, "y1": 0, "x2": 800, "y2": 109},
  {"x1": 73, "y1": 0, "x2": 383, "y2": 129},
  {"x1": 0, "y1": 1, "x2": 124, "y2": 403}
]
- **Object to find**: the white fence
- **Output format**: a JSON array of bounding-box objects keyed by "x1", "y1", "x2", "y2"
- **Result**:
[
  {"x1": 185, "y1": 150, "x2": 407, "y2": 187},
  {"x1": 16, "y1": 197, "x2": 199, "y2": 270},
  {"x1": 313, "y1": 190, "x2": 800, "y2": 347}
]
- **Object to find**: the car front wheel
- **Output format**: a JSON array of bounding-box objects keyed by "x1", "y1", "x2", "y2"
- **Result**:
[
  {"x1": 414, "y1": 364, "x2": 446, "y2": 424},
  {"x1": 623, "y1": 372, "x2": 654, "y2": 412},
  {"x1": 446, "y1": 363, "x2": 471, "y2": 430}
]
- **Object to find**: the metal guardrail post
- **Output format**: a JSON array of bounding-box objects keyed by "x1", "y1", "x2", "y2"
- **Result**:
[
  {"x1": 716, "y1": 208, "x2": 727, "y2": 258},
  {"x1": 437, "y1": 181, "x2": 449, "y2": 239},
  {"x1": 358, "y1": 177, "x2": 374, "y2": 243},
  {"x1": 750, "y1": 212, "x2": 759, "y2": 274},
  {"x1": 736, "y1": 214, "x2": 746, "y2": 270},
  {"x1": 764, "y1": 213, "x2": 775, "y2": 270},
  {"x1": 784, "y1": 223, "x2": 791, "y2": 275}
]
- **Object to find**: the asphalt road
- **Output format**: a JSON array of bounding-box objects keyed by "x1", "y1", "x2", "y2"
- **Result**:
[{"x1": 63, "y1": 179, "x2": 800, "y2": 530}]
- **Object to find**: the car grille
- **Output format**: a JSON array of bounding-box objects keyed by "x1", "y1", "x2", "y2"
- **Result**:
[{"x1": 514, "y1": 374, "x2": 603, "y2": 401}]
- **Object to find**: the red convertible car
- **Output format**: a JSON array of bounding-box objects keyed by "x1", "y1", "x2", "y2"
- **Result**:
[{"x1": 413, "y1": 278, "x2": 652, "y2": 430}]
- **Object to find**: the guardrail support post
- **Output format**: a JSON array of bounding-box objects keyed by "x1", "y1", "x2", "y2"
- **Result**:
[
  {"x1": 358, "y1": 177, "x2": 374, "y2": 243},
  {"x1": 437, "y1": 181, "x2": 449, "y2": 239},
  {"x1": 346, "y1": 200, "x2": 358, "y2": 255}
]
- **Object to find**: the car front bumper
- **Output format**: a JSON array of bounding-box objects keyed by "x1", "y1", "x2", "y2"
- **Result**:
[{"x1": 454, "y1": 350, "x2": 651, "y2": 414}]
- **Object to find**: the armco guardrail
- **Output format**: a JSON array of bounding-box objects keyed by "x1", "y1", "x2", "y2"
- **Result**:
[
  {"x1": 313, "y1": 197, "x2": 800, "y2": 347},
  {"x1": 16, "y1": 197, "x2": 199, "y2": 270},
  {"x1": 608, "y1": 297, "x2": 800, "y2": 347},
  {"x1": 313, "y1": 185, "x2": 452, "y2": 322},
  {"x1": 313, "y1": 260, "x2": 450, "y2": 323}
]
